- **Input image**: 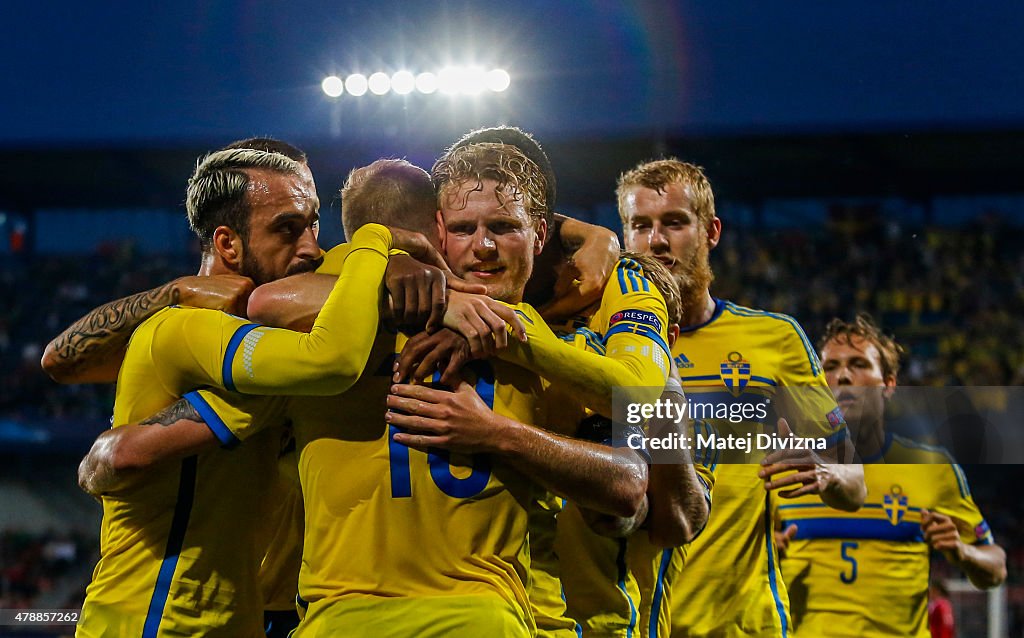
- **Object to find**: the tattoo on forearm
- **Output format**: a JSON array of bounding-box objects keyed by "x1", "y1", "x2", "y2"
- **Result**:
[
  {"x1": 139, "y1": 398, "x2": 202, "y2": 427},
  {"x1": 48, "y1": 282, "x2": 179, "y2": 373}
]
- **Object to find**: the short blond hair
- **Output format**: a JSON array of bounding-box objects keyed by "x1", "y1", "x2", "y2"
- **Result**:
[
  {"x1": 616, "y1": 158, "x2": 716, "y2": 228},
  {"x1": 621, "y1": 251, "x2": 683, "y2": 327},
  {"x1": 186, "y1": 148, "x2": 301, "y2": 248},
  {"x1": 431, "y1": 142, "x2": 548, "y2": 224},
  {"x1": 341, "y1": 159, "x2": 437, "y2": 241}
]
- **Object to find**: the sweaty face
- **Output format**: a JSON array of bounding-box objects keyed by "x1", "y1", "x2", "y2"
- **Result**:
[
  {"x1": 440, "y1": 179, "x2": 545, "y2": 304},
  {"x1": 240, "y1": 167, "x2": 322, "y2": 286},
  {"x1": 821, "y1": 336, "x2": 893, "y2": 430},
  {"x1": 621, "y1": 182, "x2": 715, "y2": 316}
]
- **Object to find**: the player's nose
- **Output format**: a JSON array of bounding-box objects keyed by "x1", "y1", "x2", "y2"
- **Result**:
[
  {"x1": 471, "y1": 228, "x2": 498, "y2": 258},
  {"x1": 295, "y1": 227, "x2": 321, "y2": 261},
  {"x1": 649, "y1": 224, "x2": 670, "y2": 250}
]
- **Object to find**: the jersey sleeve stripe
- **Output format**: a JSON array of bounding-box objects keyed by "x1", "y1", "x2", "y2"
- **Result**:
[
  {"x1": 648, "y1": 548, "x2": 673, "y2": 638},
  {"x1": 222, "y1": 323, "x2": 260, "y2": 392},
  {"x1": 602, "y1": 323, "x2": 672, "y2": 361},
  {"x1": 617, "y1": 264, "x2": 629, "y2": 294},
  {"x1": 763, "y1": 493, "x2": 790, "y2": 638},
  {"x1": 183, "y1": 391, "x2": 240, "y2": 448},
  {"x1": 723, "y1": 303, "x2": 820, "y2": 376},
  {"x1": 614, "y1": 539, "x2": 638, "y2": 638},
  {"x1": 141, "y1": 456, "x2": 198, "y2": 638}
]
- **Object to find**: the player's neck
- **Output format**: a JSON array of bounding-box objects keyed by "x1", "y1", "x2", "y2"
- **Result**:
[
  {"x1": 854, "y1": 420, "x2": 887, "y2": 461},
  {"x1": 197, "y1": 251, "x2": 236, "y2": 277},
  {"x1": 680, "y1": 290, "x2": 716, "y2": 328}
]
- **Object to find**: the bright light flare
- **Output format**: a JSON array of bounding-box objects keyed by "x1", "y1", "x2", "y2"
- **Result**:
[
  {"x1": 391, "y1": 70, "x2": 415, "y2": 94},
  {"x1": 438, "y1": 67, "x2": 461, "y2": 95},
  {"x1": 344, "y1": 73, "x2": 368, "y2": 97},
  {"x1": 415, "y1": 72, "x2": 438, "y2": 94},
  {"x1": 368, "y1": 72, "x2": 391, "y2": 95},
  {"x1": 487, "y1": 69, "x2": 511, "y2": 92},
  {"x1": 461, "y1": 66, "x2": 488, "y2": 94},
  {"x1": 321, "y1": 75, "x2": 344, "y2": 97}
]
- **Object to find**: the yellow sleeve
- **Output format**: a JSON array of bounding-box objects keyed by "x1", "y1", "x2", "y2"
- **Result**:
[
  {"x1": 934, "y1": 463, "x2": 995, "y2": 545},
  {"x1": 153, "y1": 222, "x2": 393, "y2": 396},
  {"x1": 497, "y1": 258, "x2": 670, "y2": 416},
  {"x1": 181, "y1": 388, "x2": 288, "y2": 446},
  {"x1": 773, "y1": 318, "x2": 849, "y2": 446}
]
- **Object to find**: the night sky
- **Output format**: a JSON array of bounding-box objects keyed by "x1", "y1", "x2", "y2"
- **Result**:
[{"x1": 2, "y1": 0, "x2": 1022, "y2": 146}]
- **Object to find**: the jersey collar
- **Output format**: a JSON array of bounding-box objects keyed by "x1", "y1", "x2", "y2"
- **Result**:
[{"x1": 679, "y1": 298, "x2": 726, "y2": 334}]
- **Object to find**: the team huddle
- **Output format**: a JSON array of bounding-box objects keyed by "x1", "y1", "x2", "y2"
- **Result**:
[{"x1": 42, "y1": 127, "x2": 1006, "y2": 637}]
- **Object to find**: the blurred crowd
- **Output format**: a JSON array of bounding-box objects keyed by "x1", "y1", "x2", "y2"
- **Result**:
[
  {"x1": 0, "y1": 529, "x2": 92, "y2": 609},
  {"x1": 0, "y1": 208, "x2": 1021, "y2": 613}
]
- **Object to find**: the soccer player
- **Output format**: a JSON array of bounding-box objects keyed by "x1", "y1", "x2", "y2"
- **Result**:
[
  {"x1": 72, "y1": 147, "x2": 448, "y2": 637},
  {"x1": 90, "y1": 149, "x2": 645, "y2": 637},
  {"x1": 618, "y1": 158, "x2": 865, "y2": 637},
  {"x1": 774, "y1": 315, "x2": 1006, "y2": 637},
  {"x1": 395, "y1": 134, "x2": 713, "y2": 638}
]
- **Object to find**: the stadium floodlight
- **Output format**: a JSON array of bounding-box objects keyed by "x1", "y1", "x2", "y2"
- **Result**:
[
  {"x1": 486, "y1": 68, "x2": 511, "y2": 92},
  {"x1": 321, "y1": 75, "x2": 344, "y2": 98},
  {"x1": 438, "y1": 66, "x2": 461, "y2": 95},
  {"x1": 391, "y1": 70, "x2": 415, "y2": 95},
  {"x1": 461, "y1": 66, "x2": 488, "y2": 94},
  {"x1": 415, "y1": 71, "x2": 438, "y2": 94},
  {"x1": 368, "y1": 72, "x2": 391, "y2": 95},
  {"x1": 344, "y1": 73, "x2": 368, "y2": 97}
]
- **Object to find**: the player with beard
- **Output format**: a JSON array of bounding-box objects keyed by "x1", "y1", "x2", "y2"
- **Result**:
[
  {"x1": 618, "y1": 158, "x2": 865, "y2": 638},
  {"x1": 774, "y1": 315, "x2": 1005, "y2": 637}
]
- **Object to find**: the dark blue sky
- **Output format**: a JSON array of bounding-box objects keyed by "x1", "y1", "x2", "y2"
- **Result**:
[{"x1": 2, "y1": 0, "x2": 1022, "y2": 146}]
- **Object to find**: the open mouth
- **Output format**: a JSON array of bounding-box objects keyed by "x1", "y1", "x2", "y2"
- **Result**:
[{"x1": 469, "y1": 264, "x2": 505, "y2": 278}]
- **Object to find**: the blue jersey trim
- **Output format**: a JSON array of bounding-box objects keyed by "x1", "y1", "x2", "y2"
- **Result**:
[
  {"x1": 141, "y1": 456, "x2": 197, "y2": 638},
  {"x1": 617, "y1": 263, "x2": 629, "y2": 294},
  {"x1": 222, "y1": 323, "x2": 260, "y2": 392},
  {"x1": 615, "y1": 539, "x2": 638, "y2": 638},
  {"x1": 788, "y1": 517, "x2": 926, "y2": 542},
  {"x1": 603, "y1": 323, "x2": 671, "y2": 362},
  {"x1": 722, "y1": 302, "x2": 820, "y2": 376},
  {"x1": 764, "y1": 493, "x2": 789, "y2": 638},
  {"x1": 750, "y1": 375, "x2": 778, "y2": 386},
  {"x1": 860, "y1": 432, "x2": 892, "y2": 460},
  {"x1": 649, "y1": 548, "x2": 673, "y2": 638},
  {"x1": 183, "y1": 391, "x2": 239, "y2": 449},
  {"x1": 677, "y1": 298, "x2": 725, "y2": 333}
]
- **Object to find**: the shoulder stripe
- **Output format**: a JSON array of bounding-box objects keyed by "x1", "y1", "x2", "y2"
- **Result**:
[
  {"x1": 141, "y1": 456, "x2": 197, "y2": 638},
  {"x1": 222, "y1": 323, "x2": 260, "y2": 392},
  {"x1": 723, "y1": 302, "x2": 820, "y2": 376},
  {"x1": 183, "y1": 391, "x2": 240, "y2": 448},
  {"x1": 617, "y1": 264, "x2": 629, "y2": 294}
]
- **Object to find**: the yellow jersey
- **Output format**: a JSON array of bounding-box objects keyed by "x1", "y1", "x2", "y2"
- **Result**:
[
  {"x1": 776, "y1": 434, "x2": 993, "y2": 638},
  {"x1": 77, "y1": 224, "x2": 394, "y2": 638},
  {"x1": 281, "y1": 317, "x2": 550, "y2": 638},
  {"x1": 668, "y1": 299, "x2": 847, "y2": 638},
  {"x1": 540, "y1": 255, "x2": 707, "y2": 638}
]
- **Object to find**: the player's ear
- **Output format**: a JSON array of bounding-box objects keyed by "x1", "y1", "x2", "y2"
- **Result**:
[
  {"x1": 436, "y1": 210, "x2": 447, "y2": 253},
  {"x1": 533, "y1": 218, "x2": 548, "y2": 255},
  {"x1": 707, "y1": 216, "x2": 722, "y2": 250},
  {"x1": 882, "y1": 375, "x2": 897, "y2": 400},
  {"x1": 212, "y1": 225, "x2": 244, "y2": 269},
  {"x1": 667, "y1": 323, "x2": 680, "y2": 349}
]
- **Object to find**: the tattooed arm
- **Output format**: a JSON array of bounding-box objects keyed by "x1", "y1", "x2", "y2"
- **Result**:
[
  {"x1": 43, "y1": 275, "x2": 254, "y2": 384},
  {"x1": 78, "y1": 398, "x2": 219, "y2": 496}
]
